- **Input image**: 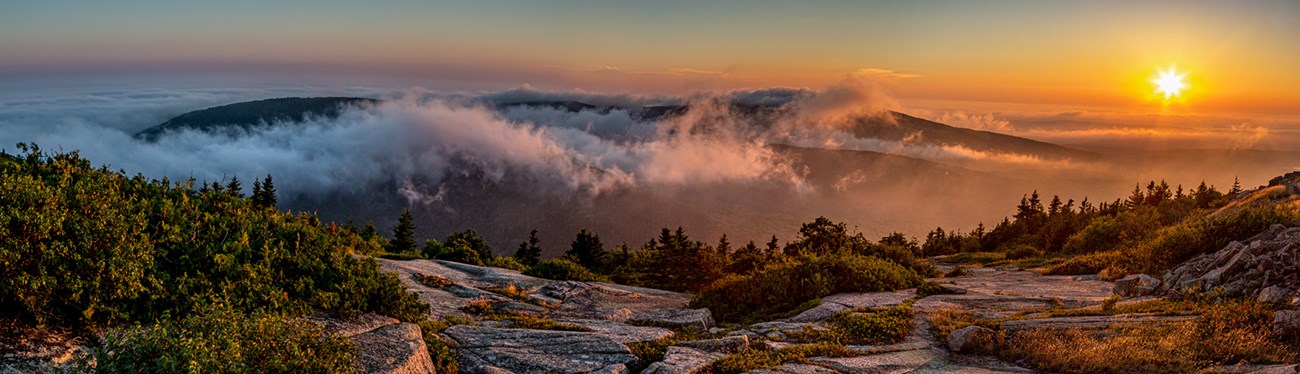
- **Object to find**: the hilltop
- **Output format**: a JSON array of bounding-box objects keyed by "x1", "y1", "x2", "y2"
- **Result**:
[{"x1": 2, "y1": 145, "x2": 1298, "y2": 373}]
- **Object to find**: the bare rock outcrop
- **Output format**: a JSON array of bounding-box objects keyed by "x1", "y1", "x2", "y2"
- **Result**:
[
  {"x1": 1163, "y1": 223, "x2": 1300, "y2": 303},
  {"x1": 311, "y1": 313, "x2": 435, "y2": 374},
  {"x1": 1113, "y1": 274, "x2": 1161, "y2": 297},
  {"x1": 443, "y1": 325, "x2": 636, "y2": 374}
]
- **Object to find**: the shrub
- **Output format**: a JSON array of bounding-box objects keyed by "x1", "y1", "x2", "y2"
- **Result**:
[
  {"x1": 378, "y1": 252, "x2": 424, "y2": 261},
  {"x1": 829, "y1": 303, "x2": 914, "y2": 345},
  {"x1": 84, "y1": 303, "x2": 355, "y2": 373},
  {"x1": 523, "y1": 258, "x2": 603, "y2": 282},
  {"x1": 432, "y1": 244, "x2": 484, "y2": 266},
  {"x1": 1045, "y1": 250, "x2": 1126, "y2": 276},
  {"x1": 1001, "y1": 243, "x2": 1043, "y2": 260},
  {"x1": 413, "y1": 273, "x2": 453, "y2": 288},
  {"x1": 1134, "y1": 205, "x2": 1299, "y2": 273},
  {"x1": 691, "y1": 254, "x2": 922, "y2": 324},
  {"x1": 486, "y1": 256, "x2": 529, "y2": 271},
  {"x1": 706, "y1": 343, "x2": 857, "y2": 374},
  {"x1": 0, "y1": 146, "x2": 427, "y2": 327}
]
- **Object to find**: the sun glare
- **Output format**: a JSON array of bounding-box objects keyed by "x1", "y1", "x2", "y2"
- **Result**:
[{"x1": 1153, "y1": 67, "x2": 1187, "y2": 100}]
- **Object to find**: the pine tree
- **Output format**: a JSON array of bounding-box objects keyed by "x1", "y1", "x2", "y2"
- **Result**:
[
  {"x1": 514, "y1": 229, "x2": 543, "y2": 266},
  {"x1": 716, "y1": 234, "x2": 732, "y2": 258},
  {"x1": 259, "y1": 174, "x2": 277, "y2": 209},
  {"x1": 389, "y1": 210, "x2": 416, "y2": 254},
  {"x1": 1229, "y1": 176, "x2": 1243, "y2": 195},
  {"x1": 566, "y1": 229, "x2": 607, "y2": 271},
  {"x1": 226, "y1": 176, "x2": 242, "y2": 198}
]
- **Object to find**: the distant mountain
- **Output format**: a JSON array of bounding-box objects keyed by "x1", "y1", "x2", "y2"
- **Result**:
[
  {"x1": 135, "y1": 97, "x2": 379, "y2": 141},
  {"x1": 493, "y1": 101, "x2": 1097, "y2": 161}
]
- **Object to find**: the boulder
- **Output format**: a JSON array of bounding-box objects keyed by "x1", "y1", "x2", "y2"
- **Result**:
[
  {"x1": 629, "y1": 308, "x2": 715, "y2": 331},
  {"x1": 444, "y1": 325, "x2": 636, "y2": 374},
  {"x1": 1113, "y1": 274, "x2": 1162, "y2": 297},
  {"x1": 1273, "y1": 310, "x2": 1300, "y2": 337},
  {"x1": 1258, "y1": 286, "x2": 1296, "y2": 305},
  {"x1": 945, "y1": 326, "x2": 995, "y2": 353},
  {"x1": 641, "y1": 346, "x2": 724, "y2": 374},
  {"x1": 310, "y1": 313, "x2": 435, "y2": 374},
  {"x1": 677, "y1": 336, "x2": 750, "y2": 354},
  {"x1": 1163, "y1": 223, "x2": 1300, "y2": 299},
  {"x1": 349, "y1": 323, "x2": 437, "y2": 374}
]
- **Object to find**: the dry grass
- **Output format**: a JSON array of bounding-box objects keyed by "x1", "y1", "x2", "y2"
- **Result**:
[
  {"x1": 996, "y1": 300, "x2": 1296, "y2": 373},
  {"x1": 413, "y1": 273, "x2": 453, "y2": 288}
]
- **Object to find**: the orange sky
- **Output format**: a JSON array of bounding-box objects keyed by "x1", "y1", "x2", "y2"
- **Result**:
[{"x1": 3, "y1": 1, "x2": 1299, "y2": 116}]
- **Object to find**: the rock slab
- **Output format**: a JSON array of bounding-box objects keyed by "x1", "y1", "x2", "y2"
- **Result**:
[
  {"x1": 444, "y1": 325, "x2": 636, "y2": 374},
  {"x1": 946, "y1": 326, "x2": 994, "y2": 353},
  {"x1": 641, "y1": 346, "x2": 724, "y2": 374}
]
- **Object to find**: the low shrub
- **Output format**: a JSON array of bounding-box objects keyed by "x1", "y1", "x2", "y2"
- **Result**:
[
  {"x1": 1045, "y1": 250, "x2": 1126, "y2": 276},
  {"x1": 1001, "y1": 244, "x2": 1043, "y2": 260},
  {"x1": 413, "y1": 273, "x2": 453, "y2": 288},
  {"x1": 522, "y1": 258, "x2": 603, "y2": 282},
  {"x1": 829, "y1": 303, "x2": 914, "y2": 345},
  {"x1": 378, "y1": 252, "x2": 425, "y2": 261},
  {"x1": 84, "y1": 303, "x2": 355, "y2": 373},
  {"x1": 486, "y1": 256, "x2": 529, "y2": 271},
  {"x1": 706, "y1": 343, "x2": 857, "y2": 374},
  {"x1": 690, "y1": 254, "x2": 922, "y2": 324}
]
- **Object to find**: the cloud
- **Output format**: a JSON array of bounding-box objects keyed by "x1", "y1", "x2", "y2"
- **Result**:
[{"x1": 852, "y1": 68, "x2": 920, "y2": 79}]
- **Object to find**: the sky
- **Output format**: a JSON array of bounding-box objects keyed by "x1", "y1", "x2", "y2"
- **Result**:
[{"x1": 4, "y1": 0, "x2": 1300, "y2": 116}]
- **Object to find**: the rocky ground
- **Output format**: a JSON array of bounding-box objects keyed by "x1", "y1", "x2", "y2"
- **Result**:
[
  {"x1": 7, "y1": 256, "x2": 1296, "y2": 373},
  {"x1": 368, "y1": 258, "x2": 1300, "y2": 374}
]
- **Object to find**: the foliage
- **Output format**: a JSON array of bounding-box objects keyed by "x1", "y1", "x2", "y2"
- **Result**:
[
  {"x1": 415, "y1": 319, "x2": 460, "y2": 374},
  {"x1": 705, "y1": 343, "x2": 857, "y2": 374},
  {"x1": 513, "y1": 229, "x2": 543, "y2": 266},
  {"x1": 486, "y1": 256, "x2": 529, "y2": 271},
  {"x1": 0, "y1": 144, "x2": 427, "y2": 327},
  {"x1": 426, "y1": 240, "x2": 484, "y2": 266},
  {"x1": 566, "y1": 228, "x2": 608, "y2": 271},
  {"x1": 980, "y1": 300, "x2": 1295, "y2": 373},
  {"x1": 829, "y1": 303, "x2": 914, "y2": 345},
  {"x1": 691, "y1": 254, "x2": 922, "y2": 324},
  {"x1": 1001, "y1": 243, "x2": 1042, "y2": 260},
  {"x1": 927, "y1": 309, "x2": 999, "y2": 343},
  {"x1": 445, "y1": 229, "x2": 493, "y2": 264},
  {"x1": 84, "y1": 302, "x2": 355, "y2": 373},
  {"x1": 388, "y1": 209, "x2": 417, "y2": 254},
  {"x1": 413, "y1": 273, "x2": 453, "y2": 288},
  {"x1": 523, "y1": 258, "x2": 603, "y2": 281}
]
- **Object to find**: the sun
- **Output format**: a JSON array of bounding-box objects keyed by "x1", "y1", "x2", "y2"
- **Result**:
[{"x1": 1153, "y1": 67, "x2": 1187, "y2": 99}]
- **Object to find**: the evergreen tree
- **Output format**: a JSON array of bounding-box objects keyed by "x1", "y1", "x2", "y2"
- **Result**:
[
  {"x1": 259, "y1": 174, "x2": 277, "y2": 209},
  {"x1": 226, "y1": 176, "x2": 242, "y2": 198},
  {"x1": 389, "y1": 210, "x2": 416, "y2": 254},
  {"x1": 566, "y1": 229, "x2": 607, "y2": 270},
  {"x1": 362, "y1": 221, "x2": 378, "y2": 240},
  {"x1": 716, "y1": 234, "x2": 732, "y2": 259},
  {"x1": 513, "y1": 229, "x2": 543, "y2": 266},
  {"x1": 1229, "y1": 176, "x2": 1243, "y2": 195}
]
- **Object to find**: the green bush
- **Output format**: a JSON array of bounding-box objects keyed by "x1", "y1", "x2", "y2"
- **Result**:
[
  {"x1": 523, "y1": 258, "x2": 603, "y2": 281},
  {"x1": 690, "y1": 254, "x2": 922, "y2": 324},
  {"x1": 432, "y1": 244, "x2": 485, "y2": 266},
  {"x1": 486, "y1": 256, "x2": 529, "y2": 271},
  {"x1": 84, "y1": 302, "x2": 355, "y2": 373},
  {"x1": 830, "y1": 303, "x2": 914, "y2": 345},
  {"x1": 1136, "y1": 205, "x2": 1299, "y2": 273},
  {"x1": 1002, "y1": 243, "x2": 1043, "y2": 260},
  {"x1": 0, "y1": 145, "x2": 427, "y2": 327}
]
